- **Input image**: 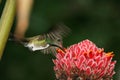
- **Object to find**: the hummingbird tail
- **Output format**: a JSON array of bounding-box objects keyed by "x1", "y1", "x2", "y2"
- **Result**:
[{"x1": 8, "y1": 32, "x2": 29, "y2": 46}]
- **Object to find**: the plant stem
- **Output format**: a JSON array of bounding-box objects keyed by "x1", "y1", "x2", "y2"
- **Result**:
[{"x1": 0, "y1": 0, "x2": 16, "y2": 60}]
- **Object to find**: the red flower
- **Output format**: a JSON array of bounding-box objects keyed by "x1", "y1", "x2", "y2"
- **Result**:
[{"x1": 53, "y1": 39, "x2": 116, "y2": 80}]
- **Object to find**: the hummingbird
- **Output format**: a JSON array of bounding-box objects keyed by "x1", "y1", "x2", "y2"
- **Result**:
[{"x1": 9, "y1": 23, "x2": 70, "y2": 55}]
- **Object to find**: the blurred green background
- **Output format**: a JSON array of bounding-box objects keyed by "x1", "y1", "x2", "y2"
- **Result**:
[{"x1": 0, "y1": 0, "x2": 120, "y2": 80}]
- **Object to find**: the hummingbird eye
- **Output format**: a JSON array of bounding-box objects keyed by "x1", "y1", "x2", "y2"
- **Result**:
[{"x1": 57, "y1": 38, "x2": 61, "y2": 42}]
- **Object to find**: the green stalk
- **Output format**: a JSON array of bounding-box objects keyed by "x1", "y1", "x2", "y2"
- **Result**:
[{"x1": 0, "y1": 0, "x2": 16, "y2": 60}]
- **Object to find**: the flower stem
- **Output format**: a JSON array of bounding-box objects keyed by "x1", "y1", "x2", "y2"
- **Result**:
[{"x1": 0, "y1": 0, "x2": 16, "y2": 60}]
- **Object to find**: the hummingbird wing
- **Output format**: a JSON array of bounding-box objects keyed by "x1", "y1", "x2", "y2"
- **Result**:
[
  {"x1": 26, "y1": 23, "x2": 70, "y2": 41},
  {"x1": 45, "y1": 23, "x2": 71, "y2": 41},
  {"x1": 40, "y1": 23, "x2": 71, "y2": 55}
]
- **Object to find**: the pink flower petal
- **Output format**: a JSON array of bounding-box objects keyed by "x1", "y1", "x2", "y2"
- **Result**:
[{"x1": 53, "y1": 39, "x2": 116, "y2": 80}]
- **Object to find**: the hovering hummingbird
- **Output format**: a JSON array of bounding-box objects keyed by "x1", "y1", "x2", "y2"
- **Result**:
[{"x1": 9, "y1": 23, "x2": 70, "y2": 55}]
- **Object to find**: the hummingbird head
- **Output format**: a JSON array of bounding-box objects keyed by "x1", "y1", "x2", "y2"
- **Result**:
[
  {"x1": 39, "y1": 37, "x2": 65, "y2": 54},
  {"x1": 50, "y1": 37, "x2": 63, "y2": 47}
]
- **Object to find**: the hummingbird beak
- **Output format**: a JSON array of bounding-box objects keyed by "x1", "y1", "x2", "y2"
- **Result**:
[{"x1": 49, "y1": 43, "x2": 66, "y2": 53}]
